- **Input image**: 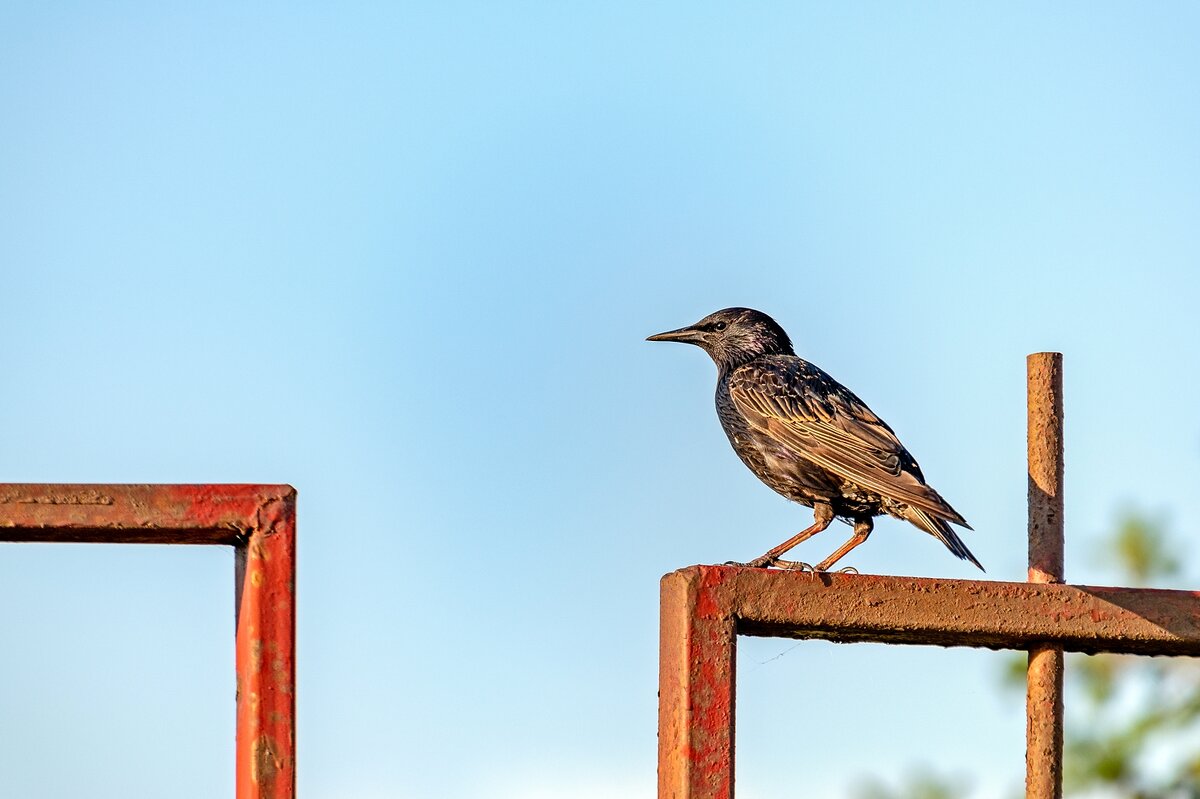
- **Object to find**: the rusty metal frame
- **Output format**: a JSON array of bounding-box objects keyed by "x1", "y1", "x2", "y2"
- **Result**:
[
  {"x1": 658, "y1": 568, "x2": 1200, "y2": 798},
  {"x1": 0, "y1": 484, "x2": 296, "y2": 799},
  {"x1": 658, "y1": 353, "x2": 1200, "y2": 798}
]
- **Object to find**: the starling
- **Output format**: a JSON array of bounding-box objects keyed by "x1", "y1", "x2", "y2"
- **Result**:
[{"x1": 647, "y1": 307, "x2": 981, "y2": 572}]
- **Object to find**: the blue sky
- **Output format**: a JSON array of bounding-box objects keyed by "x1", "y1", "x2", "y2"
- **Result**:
[{"x1": 2, "y1": 4, "x2": 1199, "y2": 798}]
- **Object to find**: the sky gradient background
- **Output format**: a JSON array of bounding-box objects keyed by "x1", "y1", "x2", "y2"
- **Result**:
[{"x1": 2, "y1": 4, "x2": 1199, "y2": 798}]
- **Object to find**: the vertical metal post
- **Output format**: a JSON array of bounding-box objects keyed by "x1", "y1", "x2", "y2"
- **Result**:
[
  {"x1": 236, "y1": 493, "x2": 297, "y2": 799},
  {"x1": 659, "y1": 569, "x2": 737, "y2": 799},
  {"x1": 1026, "y1": 352, "x2": 1065, "y2": 799}
]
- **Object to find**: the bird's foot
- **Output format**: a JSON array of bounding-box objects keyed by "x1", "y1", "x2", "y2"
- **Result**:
[
  {"x1": 727, "y1": 555, "x2": 786, "y2": 569},
  {"x1": 833, "y1": 565, "x2": 859, "y2": 575},
  {"x1": 727, "y1": 556, "x2": 831, "y2": 572},
  {"x1": 727, "y1": 557, "x2": 771, "y2": 568}
]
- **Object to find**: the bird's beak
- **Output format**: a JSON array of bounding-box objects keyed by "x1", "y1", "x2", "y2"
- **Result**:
[{"x1": 646, "y1": 325, "x2": 705, "y2": 345}]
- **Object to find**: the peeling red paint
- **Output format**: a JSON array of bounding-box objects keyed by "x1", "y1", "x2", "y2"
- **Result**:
[
  {"x1": 695, "y1": 566, "x2": 728, "y2": 619},
  {"x1": 237, "y1": 488, "x2": 296, "y2": 799}
]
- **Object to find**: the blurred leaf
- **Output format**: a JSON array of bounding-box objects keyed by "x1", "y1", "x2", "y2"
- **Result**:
[
  {"x1": 1062, "y1": 507, "x2": 1199, "y2": 797},
  {"x1": 1097, "y1": 508, "x2": 1179, "y2": 585},
  {"x1": 1000, "y1": 651, "x2": 1027, "y2": 691},
  {"x1": 1073, "y1": 653, "x2": 1123, "y2": 704}
]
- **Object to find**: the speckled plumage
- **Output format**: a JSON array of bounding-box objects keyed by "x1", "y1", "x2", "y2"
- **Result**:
[{"x1": 648, "y1": 307, "x2": 981, "y2": 571}]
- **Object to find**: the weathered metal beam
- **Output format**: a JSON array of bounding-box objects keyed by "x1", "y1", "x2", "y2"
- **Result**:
[
  {"x1": 1027, "y1": 352, "x2": 1065, "y2": 799},
  {"x1": 659, "y1": 566, "x2": 737, "y2": 799},
  {"x1": 0, "y1": 483, "x2": 296, "y2": 799},
  {"x1": 235, "y1": 490, "x2": 296, "y2": 799},
  {"x1": 658, "y1": 564, "x2": 1200, "y2": 799},
  {"x1": 667, "y1": 565, "x2": 1200, "y2": 656},
  {"x1": 0, "y1": 484, "x2": 283, "y2": 545}
]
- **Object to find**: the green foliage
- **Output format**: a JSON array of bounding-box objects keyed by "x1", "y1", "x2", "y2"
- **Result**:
[
  {"x1": 1058, "y1": 508, "x2": 1199, "y2": 797},
  {"x1": 1098, "y1": 507, "x2": 1180, "y2": 587}
]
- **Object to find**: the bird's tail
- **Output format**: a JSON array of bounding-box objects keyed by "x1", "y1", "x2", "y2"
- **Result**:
[{"x1": 904, "y1": 507, "x2": 984, "y2": 571}]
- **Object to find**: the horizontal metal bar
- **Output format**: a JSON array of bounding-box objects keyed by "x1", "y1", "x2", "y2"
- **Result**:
[
  {"x1": 672, "y1": 565, "x2": 1200, "y2": 656},
  {"x1": 0, "y1": 484, "x2": 294, "y2": 545}
]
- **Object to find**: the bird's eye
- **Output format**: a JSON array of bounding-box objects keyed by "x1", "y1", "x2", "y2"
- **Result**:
[{"x1": 714, "y1": 321, "x2": 727, "y2": 331}]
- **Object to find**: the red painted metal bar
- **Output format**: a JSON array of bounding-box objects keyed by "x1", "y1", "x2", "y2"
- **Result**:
[
  {"x1": 0, "y1": 484, "x2": 296, "y2": 799},
  {"x1": 0, "y1": 484, "x2": 276, "y2": 544},
  {"x1": 1027, "y1": 353, "x2": 1065, "y2": 799},
  {"x1": 659, "y1": 567, "x2": 737, "y2": 799},
  {"x1": 236, "y1": 491, "x2": 296, "y2": 799}
]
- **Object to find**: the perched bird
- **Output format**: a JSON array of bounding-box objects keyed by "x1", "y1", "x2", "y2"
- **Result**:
[{"x1": 647, "y1": 307, "x2": 981, "y2": 572}]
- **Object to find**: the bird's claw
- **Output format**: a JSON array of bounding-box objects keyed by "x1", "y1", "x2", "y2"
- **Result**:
[
  {"x1": 731, "y1": 555, "x2": 778, "y2": 569},
  {"x1": 727, "y1": 556, "x2": 800, "y2": 570},
  {"x1": 726, "y1": 557, "x2": 832, "y2": 573},
  {"x1": 835, "y1": 565, "x2": 859, "y2": 574}
]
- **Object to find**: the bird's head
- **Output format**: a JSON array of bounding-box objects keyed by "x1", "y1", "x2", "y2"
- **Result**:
[{"x1": 646, "y1": 307, "x2": 794, "y2": 371}]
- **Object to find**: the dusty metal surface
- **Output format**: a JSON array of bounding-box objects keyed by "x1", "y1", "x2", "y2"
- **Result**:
[
  {"x1": 1027, "y1": 353, "x2": 1065, "y2": 799},
  {"x1": 0, "y1": 483, "x2": 296, "y2": 799},
  {"x1": 1027, "y1": 353, "x2": 1065, "y2": 584},
  {"x1": 1027, "y1": 646, "x2": 1064, "y2": 799},
  {"x1": 670, "y1": 565, "x2": 1200, "y2": 655}
]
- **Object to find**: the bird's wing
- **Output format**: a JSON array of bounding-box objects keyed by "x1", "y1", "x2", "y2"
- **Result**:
[{"x1": 727, "y1": 360, "x2": 968, "y2": 526}]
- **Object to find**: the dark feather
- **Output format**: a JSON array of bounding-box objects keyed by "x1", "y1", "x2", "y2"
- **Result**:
[{"x1": 727, "y1": 357, "x2": 972, "y2": 530}]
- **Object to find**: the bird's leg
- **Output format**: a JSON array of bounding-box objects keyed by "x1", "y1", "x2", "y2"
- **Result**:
[
  {"x1": 813, "y1": 517, "x2": 873, "y2": 572},
  {"x1": 740, "y1": 503, "x2": 835, "y2": 569}
]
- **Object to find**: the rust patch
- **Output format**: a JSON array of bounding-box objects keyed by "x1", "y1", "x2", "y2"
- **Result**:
[
  {"x1": 0, "y1": 488, "x2": 113, "y2": 505},
  {"x1": 253, "y1": 734, "x2": 280, "y2": 798}
]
